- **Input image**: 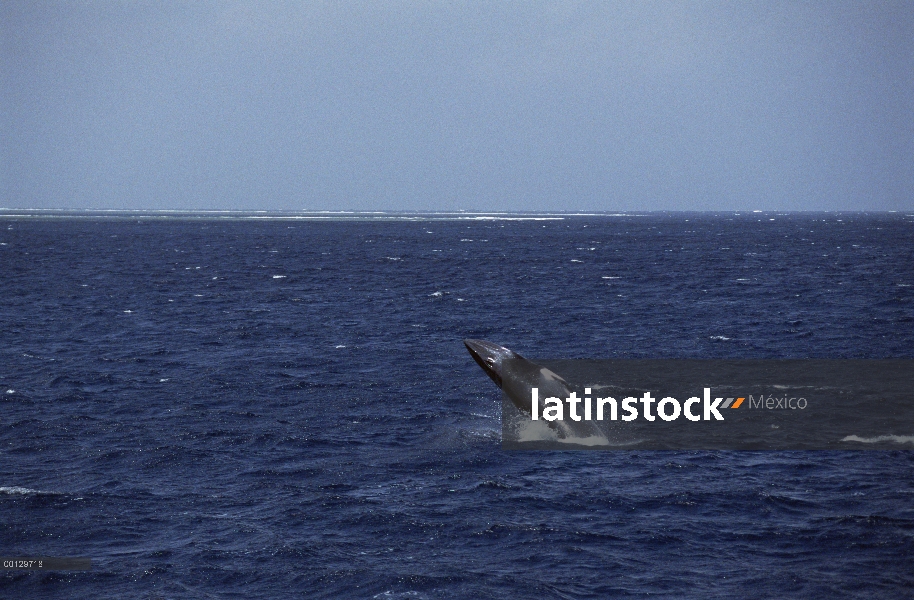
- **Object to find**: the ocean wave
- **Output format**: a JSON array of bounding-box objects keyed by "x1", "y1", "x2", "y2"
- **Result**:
[
  {"x1": 0, "y1": 486, "x2": 50, "y2": 495},
  {"x1": 841, "y1": 435, "x2": 914, "y2": 445}
]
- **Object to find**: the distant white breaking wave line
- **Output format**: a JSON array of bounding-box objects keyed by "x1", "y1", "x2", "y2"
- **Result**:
[
  {"x1": 0, "y1": 209, "x2": 645, "y2": 221},
  {"x1": 841, "y1": 434, "x2": 914, "y2": 445},
  {"x1": 0, "y1": 486, "x2": 48, "y2": 495}
]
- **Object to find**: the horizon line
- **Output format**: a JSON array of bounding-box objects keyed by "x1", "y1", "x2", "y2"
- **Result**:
[{"x1": 0, "y1": 208, "x2": 907, "y2": 216}]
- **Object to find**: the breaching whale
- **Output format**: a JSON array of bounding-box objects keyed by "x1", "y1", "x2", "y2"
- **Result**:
[{"x1": 464, "y1": 339, "x2": 606, "y2": 441}]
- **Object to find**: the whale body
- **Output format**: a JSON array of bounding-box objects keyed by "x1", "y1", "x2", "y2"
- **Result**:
[{"x1": 464, "y1": 339, "x2": 606, "y2": 441}]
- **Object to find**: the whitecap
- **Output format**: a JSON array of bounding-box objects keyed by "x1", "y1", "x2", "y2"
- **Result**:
[
  {"x1": 0, "y1": 486, "x2": 43, "y2": 495},
  {"x1": 373, "y1": 591, "x2": 424, "y2": 599},
  {"x1": 429, "y1": 291, "x2": 443, "y2": 297},
  {"x1": 710, "y1": 335, "x2": 731, "y2": 341},
  {"x1": 458, "y1": 216, "x2": 565, "y2": 221},
  {"x1": 841, "y1": 435, "x2": 914, "y2": 445}
]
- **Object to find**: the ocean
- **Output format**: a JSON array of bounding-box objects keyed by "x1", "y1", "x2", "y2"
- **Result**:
[{"x1": 1, "y1": 212, "x2": 912, "y2": 598}]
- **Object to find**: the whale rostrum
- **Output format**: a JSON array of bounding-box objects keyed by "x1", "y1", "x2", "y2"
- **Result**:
[{"x1": 464, "y1": 339, "x2": 606, "y2": 441}]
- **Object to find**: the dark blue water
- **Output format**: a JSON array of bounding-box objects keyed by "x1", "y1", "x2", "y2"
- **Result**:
[{"x1": 2, "y1": 213, "x2": 913, "y2": 598}]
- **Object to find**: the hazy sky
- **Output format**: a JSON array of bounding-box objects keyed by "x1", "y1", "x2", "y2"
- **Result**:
[{"x1": 2, "y1": 1, "x2": 912, "y2": 211}]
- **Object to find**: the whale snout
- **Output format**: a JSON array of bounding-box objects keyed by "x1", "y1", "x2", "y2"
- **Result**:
[
  {"x1": 464, "y1": 339, "x2": 506, "y2": 365},
  {"x1": 464, "y1": 339, "x2": 521, "y2": 388}
]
